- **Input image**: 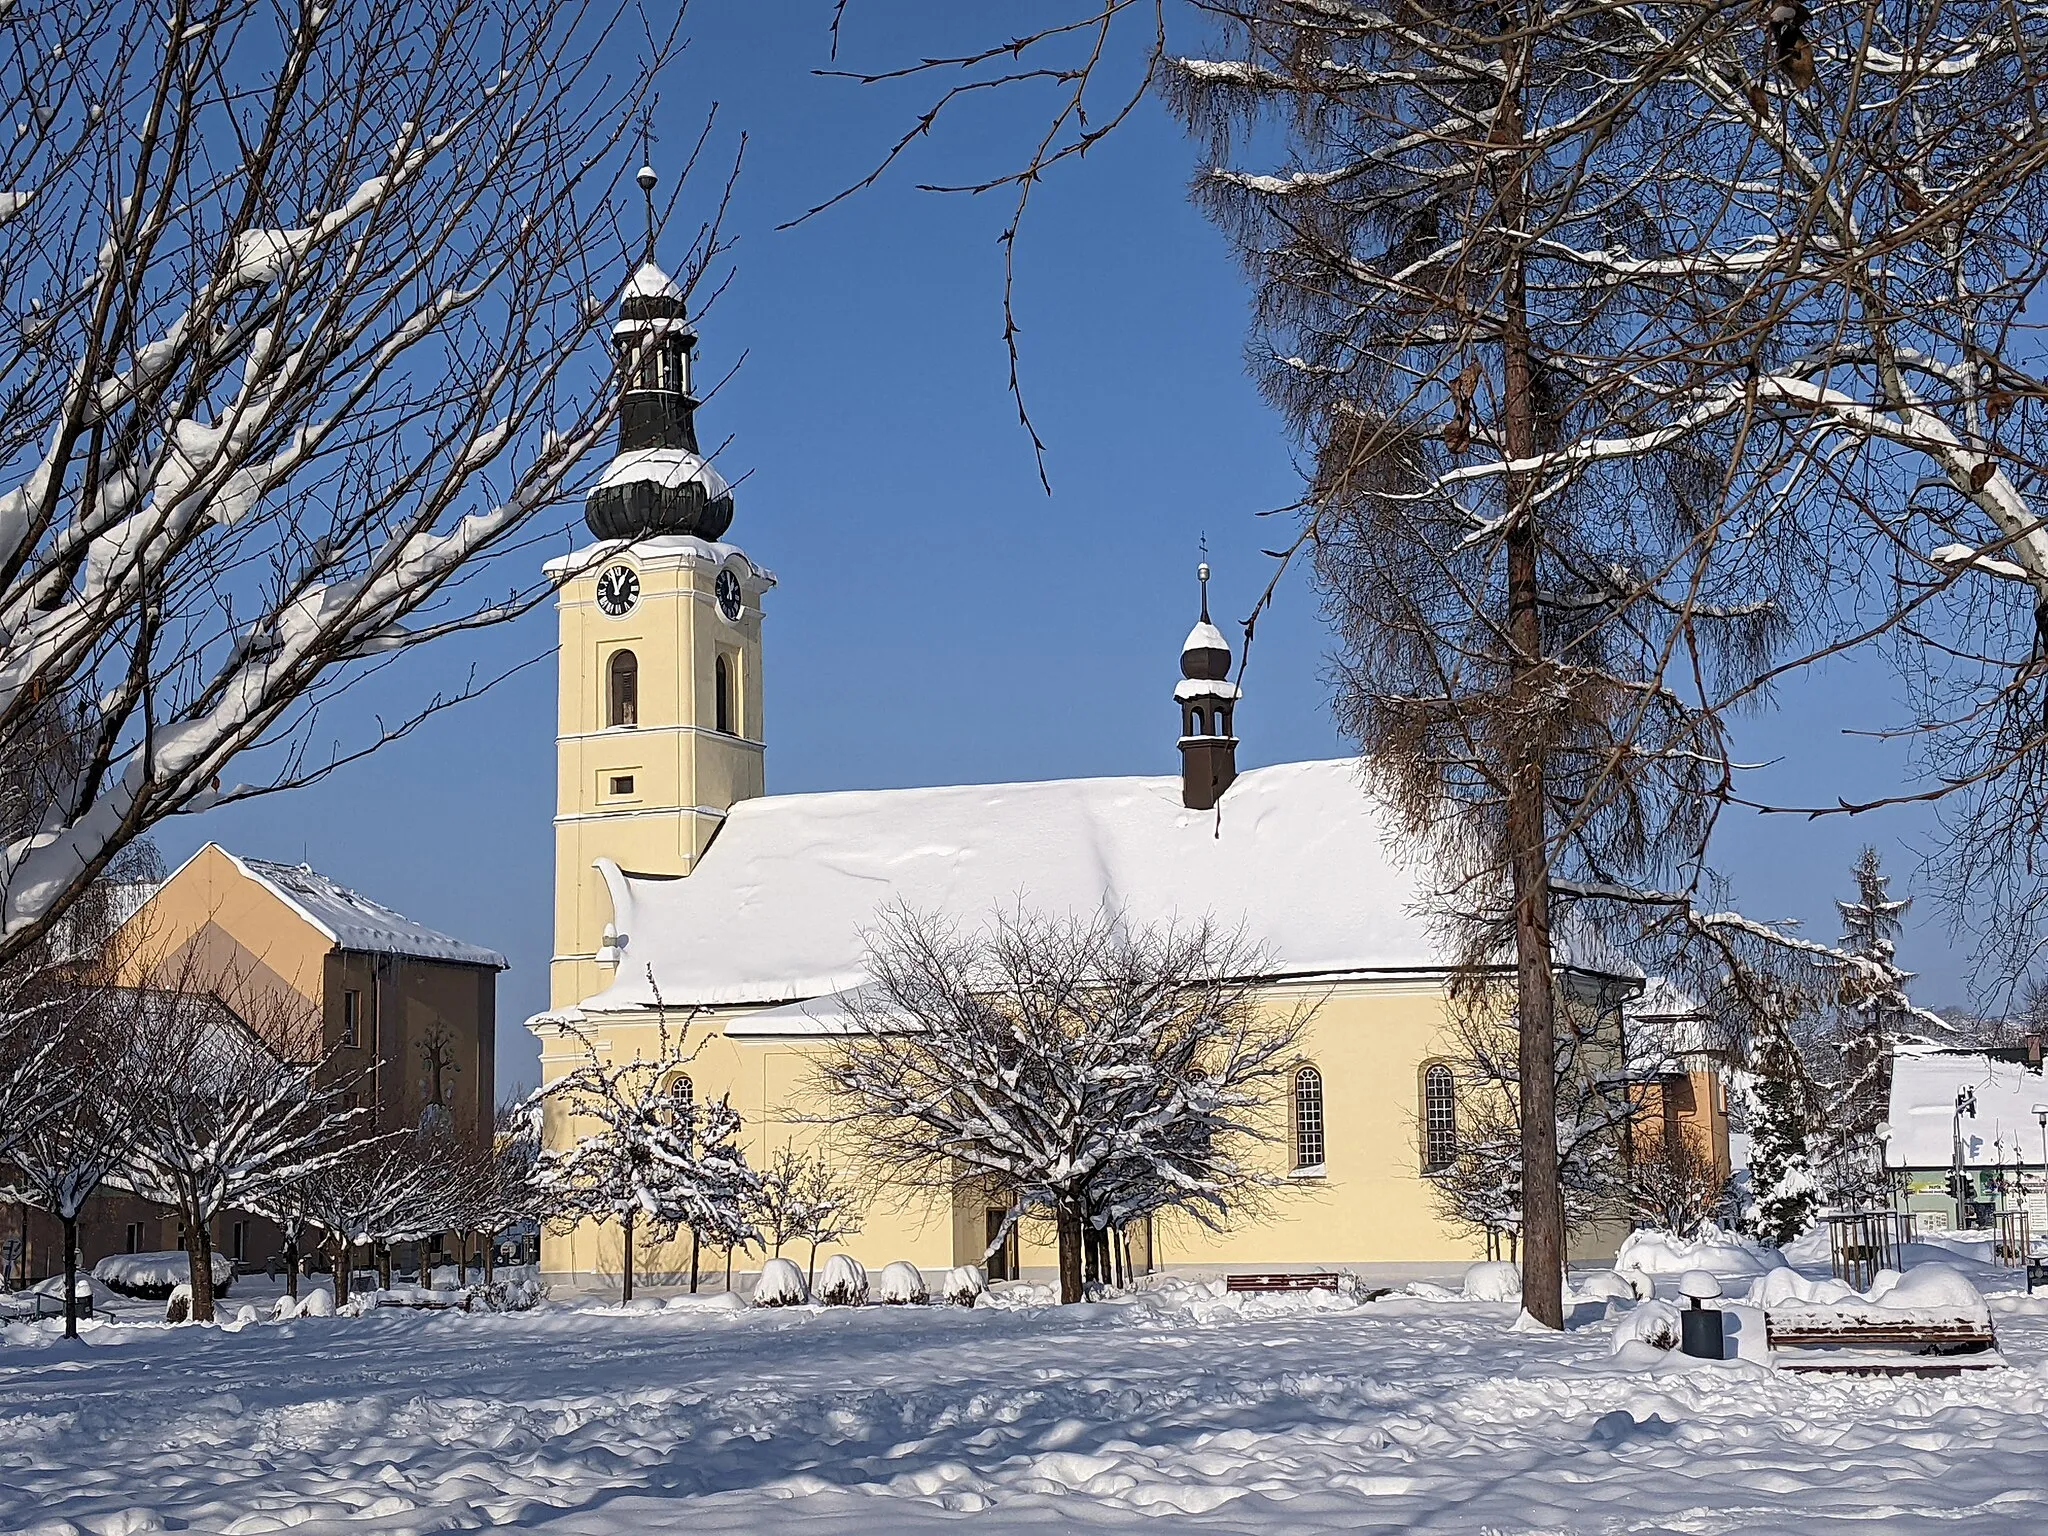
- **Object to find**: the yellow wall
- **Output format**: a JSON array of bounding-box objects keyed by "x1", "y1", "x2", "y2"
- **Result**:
[
  {"x1": 552, "y1": 540, "x2": 771, "y2": 1009},
  {"x1": 535, "y1": 977, "x2": 1647, "y2": 1288}
]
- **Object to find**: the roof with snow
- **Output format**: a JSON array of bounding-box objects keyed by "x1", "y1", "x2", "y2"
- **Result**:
[
  {"x1": 591, "y1": 447, "x2": 729, "y2": 500},
  {"x1": 1182, "y1": 620, "x2": 1230, "y2": 658},
  {"x1": 576, "y1": 758, "x2": 1631, "y2": 1021},
  {"x1": 221, "y1": 849, "x2": 506, "y2": 969},
  {"x1": 623, "y1": 261, "x2": 684, "y2": 303},
  {"x1": 1886, "y1": 1045, "x2": 2048, "y2": 1168}
]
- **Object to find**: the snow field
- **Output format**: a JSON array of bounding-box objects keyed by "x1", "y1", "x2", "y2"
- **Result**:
[{"x1": 5, "y1": 1271, "x2": 2048, "y2": 1533}]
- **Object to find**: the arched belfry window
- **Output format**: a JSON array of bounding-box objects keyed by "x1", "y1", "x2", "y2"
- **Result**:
[
  {"x1": 1293, "y1": 1065, "x2": 1325, "y2": 1170},
  {"x1": 715, "y1": 653, "x2": 733, "y2": 735},
  {"x1": 1423, "y1": 1063, "x2": 1457, "y2": 1173},
  {"x1": 607, "y1": 650, "x2": 638, "y2": 728}
]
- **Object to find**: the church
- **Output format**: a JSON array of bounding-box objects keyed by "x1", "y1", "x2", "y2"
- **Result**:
[{"x1": 530, "y1": 218, "x2": 1723, "y2": 1290}]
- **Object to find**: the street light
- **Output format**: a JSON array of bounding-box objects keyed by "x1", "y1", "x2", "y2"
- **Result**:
[{"x1": 1952, "y1": 1087, "x2": 1979, "y2": 1223}]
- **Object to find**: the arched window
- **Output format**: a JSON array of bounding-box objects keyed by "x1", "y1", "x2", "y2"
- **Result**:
[
  {"x1": 715, "y1": 653, "x2": 733, "y2": 734},
  {"x1": 608, "y1": 649, "x2": 638, "y2": 728},
  {"x1": 1423, "y1": 1063, "x2": 1457, "y2": 1173},
  {"x1": 1293, "y1": 1065, "x2": 1325, "y2": 1170},
  {"x1": 1191, "y1": 706, "x2": 1207, "y2": 737}
]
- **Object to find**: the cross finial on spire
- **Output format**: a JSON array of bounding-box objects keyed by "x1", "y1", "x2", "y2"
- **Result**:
[
  {"x1": 1197, "y1": 536, "x2": 1211, "y2": 623},
  {"x1": 635, "y1": 108, "x2": 659, "y2": 262}
]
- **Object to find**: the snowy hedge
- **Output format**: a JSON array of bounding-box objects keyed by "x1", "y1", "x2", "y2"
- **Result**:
[
  {"x1": 1614, "y1": 1223, "x2": 1785, "y2": 1278},
  {"x1": 752, "y1": 1257, "x2": 808, "y2": 1307},
  {"x1": 1462, "y1": 1262, "x2": 1521, "y2": 1302},
  {"x1": 943, "y1": 1265, "x2": 986, "y2": 1306},
  {"x1": 817, "y1": 1254, "x2": 868, "y2": 1306},
  {"x1": 877, "y1": 1262, "x2": 927, "y2": 1305},
  {"x1": 94, "y1": 1252, "x2": 235, "y2": 1300}
]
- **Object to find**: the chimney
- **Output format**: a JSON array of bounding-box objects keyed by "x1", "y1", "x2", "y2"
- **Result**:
[{"x1": 1176, "y1": 562, "x2": 1239, "y2": 810}]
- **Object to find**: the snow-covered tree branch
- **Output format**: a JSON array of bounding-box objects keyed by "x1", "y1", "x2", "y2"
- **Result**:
[{"x1": 0, "y1": 0, "x2": 712, "y2": 960}]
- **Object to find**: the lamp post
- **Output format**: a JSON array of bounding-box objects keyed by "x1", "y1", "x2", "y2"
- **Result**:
[{"x1": 1952, "y1": 1087, "x2": 1979, "y2": 1227}]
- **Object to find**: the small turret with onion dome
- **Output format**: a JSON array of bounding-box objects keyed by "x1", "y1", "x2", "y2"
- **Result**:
[
  {"x1": 584, "y1": 161, "x2": 735, "y2": 543},
  {"x1": 1176, "y1": 560, "x2": 1240, "y2": 810}
]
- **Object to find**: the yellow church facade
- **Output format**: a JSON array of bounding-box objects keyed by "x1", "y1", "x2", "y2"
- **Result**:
[{"x1": 531, "y1": 246, "x2": 1684, "y2": 1292}]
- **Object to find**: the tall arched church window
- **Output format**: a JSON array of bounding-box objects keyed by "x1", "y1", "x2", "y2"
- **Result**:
[
  {"x1": 715, "y1": 653, "x2": 733, "y2": 734},
  {"x1": 1423, "y1": 1063, "x2": 1457, "y2": 1173},
  {"x1": 1293, "y1": 1065, "x2": 1325, "y2": 1170},
  {"x1": 608, "y1": 650, "x2": 638, "y2": 728}
]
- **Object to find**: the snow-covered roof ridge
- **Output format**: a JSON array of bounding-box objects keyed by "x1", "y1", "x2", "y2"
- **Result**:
[
  {"x1": 224, "y1": 849, "x2": 507, "y2": 969},
  {"x1": 580, "y1": 758, "x2": 1632, "y2": 1015}
]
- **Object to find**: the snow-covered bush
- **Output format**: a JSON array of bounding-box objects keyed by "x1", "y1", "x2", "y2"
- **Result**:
[
  {"x1": 1616, "y1": 1222, "x2": 1786, "y2": 1278},
  {"x1": 943, "y1": 1265, "x2": 986, "y2": 1306},
  {"x1": 752, "y1": 1257, "x2": 808, "y2": 1307},
  {"x1": 95, "y1": 1251, "x2": 235, "y2": 1301},
  {"x1": 1462, "y1": 1261, "x2": 1521, "y2": 1302},
  {"x1": 877, "y1": 1261, "x2": 928, "y2": 1304},
  {"x1": 297, "y1": 1286, "x2": 335, "y2": 1318},
  {"x1": 1572, "y1": 1272, "x2": 1641, "y2": 1307},
  {"x1": 1611, "y1": 1299, "x2": 1683, "y2": 1354},
  {"x1": 165, "y1": 1283, "x2": 193, "y2": 1324},
  {"x1": 468, "y1": 1276, "x2": 546, "y2": 1314},
  {"x1": 817, "y1": 1254, "x2": 869, "y2": 1306}
]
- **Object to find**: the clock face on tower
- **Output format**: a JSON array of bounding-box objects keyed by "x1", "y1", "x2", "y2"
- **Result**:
[
  {"x1": 594, "y1": 564, "x2": 639, "y2": 618},
  {"x1": 715, "y1": 567, "x2": 744, "y2": 622}
]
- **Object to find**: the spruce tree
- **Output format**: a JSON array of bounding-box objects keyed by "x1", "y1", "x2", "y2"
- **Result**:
[{"x1": 1745, "y1": 1021, "x2": 1818, "y2": 1248}]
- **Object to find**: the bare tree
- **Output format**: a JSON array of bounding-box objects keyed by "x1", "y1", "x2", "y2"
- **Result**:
[
  {"x1": 530, "y1": 1001, "x2": 759, "y2": 1302},
  {"x1": 290, "y1": 1133, "x2": 437, "y2": 1307},
  {"x1": 818, "y1": 905, "x2": 1309, "y2": 1305},
  {"x1": 1423, "y1": 989, "x2": 1633, "y2": 1257},
  {"x1": 748, "y1": 1148, "x2": 868, "y2": 1293},
  {"x1": 120, "y1": 969, "x2": 363, "y2": 1320},
  {"x1": 0, "y1": 0, "x2": 730, "y2": 962}
]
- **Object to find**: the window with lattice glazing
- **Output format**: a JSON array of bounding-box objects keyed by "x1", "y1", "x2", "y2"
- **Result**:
[
  {"x1": 1423, "y1": 1063, "x2": 1457, "y2": 1173},
  {"x1": 1294, "y1": 1065, "x2": 1325, "y2": 1170}
]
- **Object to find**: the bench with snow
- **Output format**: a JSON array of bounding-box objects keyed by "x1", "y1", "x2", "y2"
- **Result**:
[
  {"x1": 1757, "y1": 1264, "x2": 2002, "y2": 1375},
  {"x1": 1225, "y1": 1273, "x2": 1340, "y2": 1294}
]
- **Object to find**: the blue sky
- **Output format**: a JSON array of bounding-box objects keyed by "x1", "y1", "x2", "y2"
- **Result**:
[{"x1": 164, "y1": 3, "x2": 1982, "y2": 1095}]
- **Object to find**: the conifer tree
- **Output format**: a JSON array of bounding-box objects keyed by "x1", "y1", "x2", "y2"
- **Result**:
[{"x1": 1744, "y1": 1018, "x2": 1818, "y2": 1248}]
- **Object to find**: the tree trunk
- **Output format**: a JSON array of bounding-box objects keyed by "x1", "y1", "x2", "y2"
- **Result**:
[
  {"x1": 62, "y1": 1213, "x2": 80, "y2": 1340},
  {"x1": 285, "y1": 1238, "x2": 300, "y2": 1301},
  {"x1": 188, "y1": 1216, "x2": 217, "y2": 1324},
  {"x1": 621, "y1": 1209, "x2": 635, "y2": 1303},
  {"x1": 1056, "y1": 1197, "x2": 1084, "y2": 1304},
  {"x1": 807, "y1": 1237, "x2": 819, "y2": 1293},
  {"x1": 689, "y1": 1226, "x2": 700, "y2": 1293},
  {"x1": 724, "y1": 1244, "x2": 734, "y2": 1293},
  {"x1": 1494, "y1": 44, "x2": 1565, "y2": 1333},
  {"x1": 378, "y1": 1243, "x2": 393, "y2": 1290},
  {"x1": 483, "y1": 1230, "x2": 495, "y2": 1283}
]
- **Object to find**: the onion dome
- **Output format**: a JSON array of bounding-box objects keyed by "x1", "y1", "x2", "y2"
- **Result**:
[{"x1": 584, "y1": 163, "x2": 736, "y2": 542}]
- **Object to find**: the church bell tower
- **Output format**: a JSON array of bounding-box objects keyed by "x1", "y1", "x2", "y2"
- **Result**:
[
  {"x1": 1177, "y1": 562, "x2": 1239, "y2": 811},
  {"x1": 548, "y1": 163, "x2": 772, "y2": 1010}
]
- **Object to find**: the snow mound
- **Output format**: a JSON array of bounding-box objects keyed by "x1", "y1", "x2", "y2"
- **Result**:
[
  {"x1": 1756, "y1": 1262, "x2": 1991, "y2": 1329},
  {"x1": 817, "y1": 1254, "x2": 869, "y2": 1306},
  {"x1": 877, "y1": 1261, "x2": 928, "y2": 1305},
  {"x1": 1615, "y1": 1223, "x2": 1786, "y2": 1277},
  {"x1": 95, "y1": 1251, "x2": 235, "y2": 1299},
  {"x1": 943, "y1": 1265, "x2": 986, "y2": 1306},
  {"x1": 1611, "y1": 1299, "x2": 1683, "y2": 1354},
  {"x1": 753, "y1": 1257, "x2": 808, "y2": 1307},
  {"x1": 27, "y1": 1273, "x2": 117, "y2": 1308},
  {"x1": 1571, "y1": 1271, "x2": 1641, "y2": 1307},
  {"x1": 665, "y1": 1290, "x2": 748, "y2": 1314},
  {"x1": 1463, "y1": 1262, "x2": 1521, "y2": 1302}
]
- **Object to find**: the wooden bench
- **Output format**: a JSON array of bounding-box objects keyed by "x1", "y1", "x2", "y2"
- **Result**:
[
  {"x1": 1226, "y1": 1272, "x2": 1341, "y2": 1294},
  {"x1": 1765, "y1": 1315, "x2": 2001, "y2": 1375}
]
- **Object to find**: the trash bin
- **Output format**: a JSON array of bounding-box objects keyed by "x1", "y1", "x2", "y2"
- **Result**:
[{"x1": 1678, "y1": 1269, "x2": 1724, "y2": 1360}]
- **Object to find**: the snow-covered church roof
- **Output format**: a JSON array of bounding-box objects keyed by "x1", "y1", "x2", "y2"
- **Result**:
[
  {"x1": 220, "y1": 848, "x2": 507, "y2": 969},
  {"x1": 578, "y1": 758, "x2": 1627, "y2": 1019}
]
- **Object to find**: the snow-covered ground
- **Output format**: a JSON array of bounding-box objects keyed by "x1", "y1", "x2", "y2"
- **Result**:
[{"x1": 6, "y1": 1263, "x2": 2048, "y2": 1534}]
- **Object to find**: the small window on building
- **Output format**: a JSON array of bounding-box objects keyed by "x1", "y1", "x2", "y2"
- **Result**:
[
  {"x1": 1294, "y1": 1065, "x2": 1325, "y2": 1170},
  {"x1": 124, "y1": 1223, "x2": 142, "y2": 1254},
  {"x1": 1423, "y1": 1063, "x2": 1458, "y2": 1173},
  {"x1": 715, "y1": 654, "x2": 733, "y2": 735},
  {"x1": 608, "y1": 649, "x2": 639, "y2": 728},
  {"x1": 341, "y1": 989, "x2": 361, "y2": 1047},
  {"x1": 608, "y1": 774, "x2": 635, "y2": 797}
]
